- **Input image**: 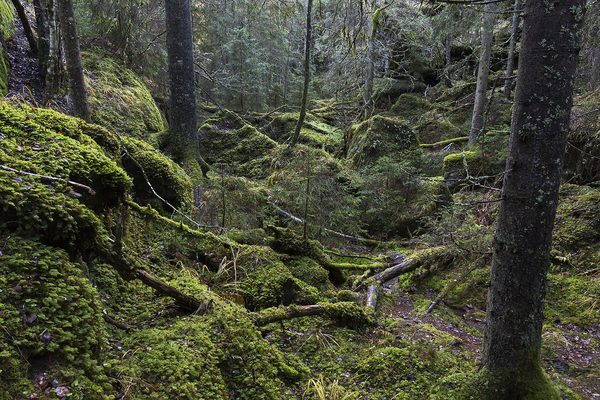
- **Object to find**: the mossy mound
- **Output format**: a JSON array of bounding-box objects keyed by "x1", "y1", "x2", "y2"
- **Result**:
[
  {"x1": 83, "y1": 52, "x2": 166, "y2": 138},
  {"x1": 120, "y1": 136, "x2": 193, "y2": 211},
  {"x1": 347, "y1": 115, "x2": 420, "y2": 167},
  {"x1": 442, "y1": 151, "x2": 482, "y2": 191},
  {"x1": 565, "y1": 89, "x2": 600, "y2": 184},
  {"x1": 113, "y1": 291, "x2": 309, "y2": 399},
  {"x1": 391, "y1": 93, "x2": 432, "y2": 120},
  {"x1": 373, "y1": 77, "x2": 427, "y2": 109},
  {"x1": 417, "y1": 110, "x2": 462, "y2": 144},
  {"x1": 0, "y1": 101, "x2": 132, "y2": 213},
  {"x1": 199, "y1": 110, "x2": 278, "y2": 179},
  {"x1": 0, "y1": 0, "x2": 12, "y2": 96},
  {"x1": 262, "y1": 111, "x2": 343, "y2": 151},
  {"x1": 0, "y1": 236, "x2": 110, "y2": 399},
  {"x1": 553, "y1": 184, "x2": 600, "y2": 253}
]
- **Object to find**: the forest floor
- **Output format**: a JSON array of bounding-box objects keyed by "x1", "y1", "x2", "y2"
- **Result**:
[{"x1": 4, "y1": 14, "x2": 600, "y2": 400}]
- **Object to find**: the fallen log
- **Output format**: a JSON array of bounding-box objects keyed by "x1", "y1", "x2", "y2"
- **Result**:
[{"x1": 249, "y1": 302, "x2": 375, "y2": 327}]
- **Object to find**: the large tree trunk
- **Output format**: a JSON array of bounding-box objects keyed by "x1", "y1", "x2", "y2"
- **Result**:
[
  {"x1": 56, "y1": 0, "x2": 90, "y2": 122},
  {"x1": 165, "y1": 0, "x2": 210, "y2": 176},
  {"x1": 288, "y1": 0, "x2": 313, "y2": 149},
  {"x1": 503, "y1": 0, "x2": 521, "y2": 99},
  {"x1": 480, "y1": 0, "x2": 584, "y2": 397},
  {"x1": 467, "y1": 2, "x2": 497, "y2": 149}
]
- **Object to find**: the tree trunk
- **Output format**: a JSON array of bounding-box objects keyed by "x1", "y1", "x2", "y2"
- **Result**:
[
  {"x1": 56, "y1": 0, "x2": 91, "y2": 122},
  {"x1": 503, "y1": 0, "x2": 521, "y2": 99},
  {"x1": 32, "y1": 0, "x2": 49, "y2": 79},
  {"x1": 42, "y1": 0, "x2": 61, "y2": 104},
  {"x1": 480, "y1": 0, "x2": 585, "y2": 397},
  {"x1": 288, "y1": 0, "x2": 313, "y2": 149},
  {"x1": 165, "y1": 0, "x2": 210, "y2": 176},
  {"x1": 467, "y1": 2, "x2": 497, "y2": 149},
  {"x1": 11, "y1": 0, "x2": 37, "y2": 55}
]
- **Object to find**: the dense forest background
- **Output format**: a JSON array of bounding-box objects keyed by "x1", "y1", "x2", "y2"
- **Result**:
[{"x1": 1, "y1": 0, "x2": 600, "y2": 399}]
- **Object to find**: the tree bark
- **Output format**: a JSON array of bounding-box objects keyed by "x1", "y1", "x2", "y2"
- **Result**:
[
  {"x1": 11, "y1": 0, "x2": 37, "y2": 55},
  {"x1": 56, "y1": 0, "x2": 91, "y2": 122},
  {"x1": 480, "y1": 0, "x2": 585, "y2": 397},
  {"x1": 287, "y1": 0, "x2": 313, "y2": 149},
  {"x1": 503, "y1": 0, "x2": 521, "y2": 99},
  {"x1": 165, "y1": 0, "x2": 210, "y2": 176},
  {"x1": 467, "y1": 2, "x2": 497, "y2": 149},
  {"x1": 32, "y1": 0, "x2": 49, "y2": 79}
]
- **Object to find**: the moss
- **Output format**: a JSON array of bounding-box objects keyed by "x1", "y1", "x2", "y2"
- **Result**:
[
  {"x1": 416, "y1": 111, "x2": 462, "y2": 144},
  {"x1": 391, "y1": 93, "x2": 432, "y2": 119},
  {"x1": 83, "y1": 52, "x2": 166, "y2": 138},
  {"x1": 0, "y1": 101, "x2": 132, "y2": 212},
  {"x1": 0, "y1": 0, "x2": 12, "y2": 97},
  {"x1": 114, "y1": 292, "x2": 308, "y2": 399},
  {"x1": 347, "y1": 115, "x2": 420, "y2": 167},
  {"x1": 199, "y1": 111, "x2": 278, "y2": 179},
  {"x1": 443, "y1": 151, "x2": 483, "y2": 191},
  {"x1": 553, "y1": 184, "x2": 600, "y2": 253},
  {"x1": 120, "y1": 136, "x2": 193, "y2": 210},
  {"x1": 0, "y1": 236, "x2": 109, "y2": 399}
]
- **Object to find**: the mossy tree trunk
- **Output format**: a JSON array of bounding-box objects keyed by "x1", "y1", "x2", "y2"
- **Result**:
[
  {"x1": 503, "y1": 0, "x2": 521, "y2": 99},
  {"x1": 288, "y1": 0, "x2": 313, "y2": 150},
  {"x1": 467, "y1": 2, "x2": 496, "y2": 149},
  {"x1": 56, "y1": 0, "x2": 91, "y2": 122},
  {"x1": 165, "y1": 0, "x2": 210, "y2": 176},
  {"x1": 480, "y1": 0, "x2": 584, "y2": 397}
]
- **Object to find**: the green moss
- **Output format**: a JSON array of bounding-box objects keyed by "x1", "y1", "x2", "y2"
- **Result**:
[
  {"x1": 443, "y1": 151, "x2": 482, "y2": 190},
  {"x1": 347, "y1": 115, "x2": 419, "y2": 167},
  {"x1": 83, "y1": 52, "x2": 166, "y2": 138},
  {"x1": 391, "y1": 93, "x2": 432, "y2": 119},
  {"x1": 120, "y1": 136, "x2": 193, "y2": 210},
  {"x1": 0, "y1": 236, "x2": 109, "y2": 399},
  {"x1": 0, "y1": 101, "x2": 132, "y2": 212},
  {"x1": 553, "y1": 184, "x2": 600, "y2": 253},
  {"x1": 199, "y1": 111, "x2": 278, "y2": 179}
]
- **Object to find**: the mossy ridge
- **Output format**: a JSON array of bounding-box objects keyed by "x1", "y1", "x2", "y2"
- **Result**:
[
  {"x1": 0, "y1": 236, "x2": 110, "y2": 399},
  {"x1": 83, "y1": 52, "x2": 165, "y2": 138}
]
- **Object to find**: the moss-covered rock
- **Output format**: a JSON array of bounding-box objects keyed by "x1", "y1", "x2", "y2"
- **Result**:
[
  {"x1": 347, "y1": 115, "x2": 419, "y2": 167},
  {"x1": 442, "y1": 151, "x2": 482, "y2": 191},
  {"x1": 0, "y1": 236, "x2": 109, "y2": 399},
  {"x1": 83, "y1": 52, "x2": 165, "y2": 138},
  {"x1": 0, "y1": 101, "x2": 132, "y2": 213},
  {"x1": 391, "y1": 93, "x2": 432, "y2": 119},
  {"x1": 373, "y1": 77, "x2": 427, "y2": 108},
  {"x1": 262, "y1": 111, "x2": 343, "y2": 151},
  {"x1": 120, "y1": 136, "x2": 193, "y2": 210},
  {"x1": 199, "y1": 110, "x2": 278, "y2": 179},
  {"x1": 553, "y1": 184, "x2": 600, "y2": 253}
]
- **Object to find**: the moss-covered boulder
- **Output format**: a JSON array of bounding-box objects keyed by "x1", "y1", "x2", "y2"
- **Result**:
[
  {"x1": 199, "y1": 110, "x2": 277, "y2": 179},
  {"x1": 0, "y1": 0, "x2": 12, "y2": 96},
  {"x1": 0, "y1": 236, "x2": 110, "y2": 399},
  {"x1": 391, "y1": 93, "x2": 432, "y2": 120},
  {"x1": 553, "y1": 184, "x2": 600, "y2": 253},
  {"x1": 373, "y1": 77, "x2": 427, "y2": 108},
  {"x1": 120, "y1": 136, "x2": 193, "y2": 210},
  {"x1": 262, "y1": 111, "x2": 343, "y2": 152},
  {"x1": 83, "y1": 52, "x2": 165, "y2": 138},
  {"x1": 565, "y1": 89, "x2": 600, "y2": 184},
  {"x1": 417, "y1": 111, "x2": 463, "y2": 144},
  {"x1": 442, "y1": 151, "x2": 482, "y2": 191},
  {"x1": 347, "y1": 115, "x2": 419, "y2": 167},
  {"x1": 0, "y1": 102, "x2": 132, "y2": 214}
]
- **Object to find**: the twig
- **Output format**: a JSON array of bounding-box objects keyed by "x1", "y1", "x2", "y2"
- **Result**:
[{"x1": 1, "y1": 165, "x2": 95, "y2": 195}]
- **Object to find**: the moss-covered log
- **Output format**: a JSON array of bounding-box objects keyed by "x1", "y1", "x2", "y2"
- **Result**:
[{"x1": 249, "y1": 302, "x2": 375, "y2": 327}]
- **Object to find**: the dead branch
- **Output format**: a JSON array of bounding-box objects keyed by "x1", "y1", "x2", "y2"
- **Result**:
[{"x1": 1, "y1": 164, "x2": 96, "y2": 195}]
